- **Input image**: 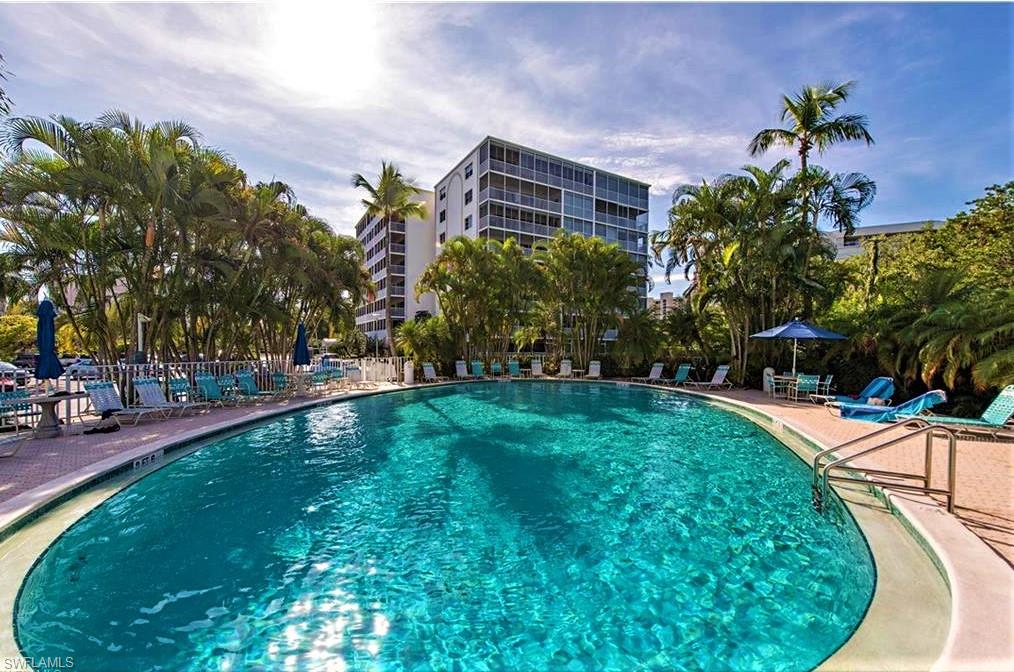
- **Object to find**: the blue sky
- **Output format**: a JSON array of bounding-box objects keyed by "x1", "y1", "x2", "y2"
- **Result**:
[{"x1": 1, "y1": 3, "x2": 1010, "y2": 293}]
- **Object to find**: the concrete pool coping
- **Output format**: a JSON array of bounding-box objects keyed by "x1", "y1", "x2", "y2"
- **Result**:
[{"x1": 0, "y1": 379, "x2": 1009, "y2": 670}]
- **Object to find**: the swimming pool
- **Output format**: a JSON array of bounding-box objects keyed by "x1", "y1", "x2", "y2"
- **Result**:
[{"x1": 16, "y1": 382, "x2": 875, "y2": 671}]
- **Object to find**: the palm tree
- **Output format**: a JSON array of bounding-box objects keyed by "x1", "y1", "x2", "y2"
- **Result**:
[
  {"x1": 747, "y1": 81, "x2": 874, "y2": 173},
  {"x1": 0, "y1": 53, "x2": 12, "y2": 116},
  {"x1": 351, "y1": 162, "x2": 428, "y2": 351}
]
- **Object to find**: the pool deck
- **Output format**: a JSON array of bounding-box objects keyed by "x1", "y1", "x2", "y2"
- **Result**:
[{"x1": 0, "y1": 379, "x2": 1011, "y2": 670}]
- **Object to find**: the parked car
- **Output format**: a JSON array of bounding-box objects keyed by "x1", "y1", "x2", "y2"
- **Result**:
[
  {"x1": 0, "y1": 361, "x2": 30, "y2": 388},
  {"x1": 65, "y1": 358, "x2": 100, "y2": 380},
  {"x1": 12, "y1": 352, "x2": 37, "y2": 372}
]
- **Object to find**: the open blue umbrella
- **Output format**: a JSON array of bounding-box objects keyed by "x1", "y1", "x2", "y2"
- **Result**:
[
  {"x1": 292, "y1": 323, "x2": 311, "y2": 366},
  {"x1": 36, "y1": 299, "x2": 65, "y2": 382},
  {"x1": 750, "y1": 319, "x2": 846, "y2": 375}
]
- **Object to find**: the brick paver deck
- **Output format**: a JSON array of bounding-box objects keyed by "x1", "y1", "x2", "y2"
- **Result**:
[
  {"x1": 1, "y1": 382, "x2": 1011, "y2": 564},
  {"x1": 704, "y1": 389, "x2": 1014, "y2": 566}
]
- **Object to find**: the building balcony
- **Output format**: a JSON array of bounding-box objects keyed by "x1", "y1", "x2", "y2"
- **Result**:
[
  {"x1": 389, "y1": 284, "x2": 406, "y2": 297},
  {"x1": 390, "y1": 243, "x2": 406, "y2": 254},
  {"x1": 390, "y1": 264, "x2": 406, "y2": 276},
  {"x1": 390, "y1": 306, "x2": 406, "y2": 318},
  {"x1": 482, "y1": 187, "x2": 561, "y2": 213},
  {"x1": 390, "y1": 221, "x2": 406, "y2": 233}
]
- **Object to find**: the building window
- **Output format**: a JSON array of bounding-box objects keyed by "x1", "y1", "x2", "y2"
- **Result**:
[
  {"x1": 439, "y1": 210, "x2": 446, "y2": 223},
  {"x1": 464, "y1": 215, "x2": 472, "y2": 230},
  {"x1": 464, "y1": 162, "x2": 473, "y2": 178},
  {"x1": 439, "y1": 232, "x2": 446, "y2": 243},
  {"x1": 439, "y1": 187, "x2": 446, "y2": 201},
  {"x1": 464, "y1": 189, "x2": 472, "y2": 205}
]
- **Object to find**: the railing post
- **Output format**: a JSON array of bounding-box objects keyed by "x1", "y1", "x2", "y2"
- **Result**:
[{"x1": 947, "y1": 433, "x2": 957, "y2": 513}]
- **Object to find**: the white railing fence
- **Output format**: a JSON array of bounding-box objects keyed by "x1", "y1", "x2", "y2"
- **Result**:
[{"x1": 41, "y1": 357, "x2": 408, "y2": 432}]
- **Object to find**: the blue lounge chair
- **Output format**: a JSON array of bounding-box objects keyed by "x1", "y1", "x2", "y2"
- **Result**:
[
  {"x1": 835, "y1": 377, "x2": 895, "y2": 405},
  {"x1": 507, "y1": 360, "x2": 521, "y2": 378},
  {"x1": 665, "y1": 363, "x2": 693, "y2": 386},
  {"x1": 271, "y1": 372, "x2": 294, "y2": 397},
  {"x1": 899, "y1": 385, "x2": 1014, "y2": 431},
  {"x1": 471, "y1": 360, "x2": 486, "y2": 378},
  {"x1": 195, "y1": 374, "x2": 234, "y2": 406},
  {"x1": 236, "y1": 371, "x2": 275, "y2": 400},
  {"x1": 839, "y1": 390, "x2": 947, "y2": 423}
]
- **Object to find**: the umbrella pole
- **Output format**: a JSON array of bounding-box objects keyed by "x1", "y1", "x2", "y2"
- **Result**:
[{"x1": 792, "y1": 339, "x2": 798, "y2": 376}]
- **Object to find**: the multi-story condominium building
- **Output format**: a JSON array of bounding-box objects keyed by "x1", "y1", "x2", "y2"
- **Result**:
[
  {"x1": 825, "y1": 220, "x2": 944, "y2": 260},
  {"x1": 353, "y1": 190, "x2": 436, "y2": 344},
  {"x1": 647, "y1": 291, "x2": 682, "y2": 320},
  {"x1": 432, "y1": 137, "x2": 650, "y2": 299}
]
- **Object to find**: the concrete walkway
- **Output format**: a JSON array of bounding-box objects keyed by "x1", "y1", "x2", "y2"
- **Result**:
[{"x1": 1, "y1": 382, "x2": 1011, "y2": 564}]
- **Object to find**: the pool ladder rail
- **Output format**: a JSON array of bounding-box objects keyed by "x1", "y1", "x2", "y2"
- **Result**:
[{"x1": 811, "y1": 420, "x2": 958, "y2": 514}]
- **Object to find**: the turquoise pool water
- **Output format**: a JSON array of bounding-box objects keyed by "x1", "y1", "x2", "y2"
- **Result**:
[{"x1": 17, "y1": 382, "x2": 875, "y2": 671}]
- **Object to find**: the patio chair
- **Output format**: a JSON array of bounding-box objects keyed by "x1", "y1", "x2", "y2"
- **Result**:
[
  {"x1": 559, "y1": 359, "x2": 573, "y2": 378},
  {"x1": 134, "y1": 377, "x2": 206, "y2": 416},
  {"x1": 789, "y1": 374, "x2": 820, "y2": 402},
  {"x1": 0, "y1": 434, "x2": 28, "y2": 459},
  {"x1": 507, "y1": 360, "x2": 522, "y2": 378},
  {"x1": 764, "y1": 370, "x2": 790, "y2": 398},
  {"x1": 195, "y1": 374, "x2": 235, "y2": 406},
  {"x1": 216, "y1": 374, "x2": 254, "y2": 405},
  {"x1": 586, "y1": 361, "x2": 601, "y2": 379},
  {"x1": 422, "y1": 362, "x2": 446, "y2": 382},
  {"x1": 271, "y1": 372, "x2": 294, "y2": 398},
  {"x1": 491, "y1": 361, "x2": 503, "y2": 377},
  {"x1": 839, "y1": 390, "x2": 947, "y2": 423},
  {"x1": 898, "y1": 385, "x2": 1014, "y2": 432},
  {"x1": 662, "y1": 363, "x2": 693, "y2": 387},
  {"x1": 169, "y1": 378, "x2": 211, "y2": 407},
  {"x1": 455, "y1": 360, "x2": 472, "y2": 379},
  {"x1": 311, "y1": 371, "x2": 330, "y2": 394},
  {"x1": 632, "y1": 362, "x2": 663, "y2": 384},
  {"x1": 0, "y1": 390, "x2": 34, "y2": 430},
  {"x1": 683, "y1": 365, "x2": 733, "y2": 390},
  {"x1": 84, "y1": 381, "x2": 168, "y2": 426},
  {"x1": 328, "y1": 367, "x2": 346, "y2": 390},
  {"x1": 236, "y1": 372, "x2": 276, "y2": 401},
  {"x1": 530, "y1": 359, "x2": 545, "y2": 378},
  {"x1": 471, "y1": 360, "x2": 487, "y2": 378}
]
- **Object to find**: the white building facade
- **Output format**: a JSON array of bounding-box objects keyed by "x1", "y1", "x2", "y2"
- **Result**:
[
  {"x1": 353, "y1": 190, "x2": 436, "y2": 344},
  {"x1": 825, "y1": 220, "x2": 945, "y2": 260},
  {"x1": 433, "y1": 137, "x2": 650, "y2": 298}
]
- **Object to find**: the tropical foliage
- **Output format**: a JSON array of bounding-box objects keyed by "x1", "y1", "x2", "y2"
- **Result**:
[
  {"x1": 0, "y1": 111, "x2": 371, "y2": 364},
  {"x1": 409, "y1": 232, "x2": 643, "y2": 370},
  {"x1": 822, "y1": 183, "x2": 1014, "y2": 399},
  {"x1": 351, "y1": 162, "x2": 428, "y2": 349}
]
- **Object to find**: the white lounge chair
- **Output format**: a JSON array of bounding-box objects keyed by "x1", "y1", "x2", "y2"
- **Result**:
[
  {"x1": 422, "y1": 363, "x2": 446, "y2": 382},
  {"x1": 135, "y1": 378, "x2": 207, "y2": 416},
  {"x1": 586, "y1": 361, "x2": 601, "y2": 379},
  {"x1": 0, "y1": 434, "x2": 27, "y2": 458},
  {"x1": 559, "y1": 359, "x2": 573, "y2": 378},
  {"x1": 85, "y1": 382, "x2": 169, "y2": 426},
  {"x1": 455, "y1": 360, "x2": 472, "y2": 379},
  {"x1": 683, "y1": 365, "x2": 733, "y2": 390},
  {"x1": 632, "y1": 362, "x2": 663, "y2": 383},
  {"x1": 531, "y1": 359, "x2": 545, "y2": 377}
]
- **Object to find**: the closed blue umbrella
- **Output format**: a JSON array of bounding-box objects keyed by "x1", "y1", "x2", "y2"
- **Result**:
[
  {"x1": 35, "y1": 299, "x2": 65, "y2": 381},
  {"x1": 292, "y1": 323, "x2": 311, "y2": 366},
  {"x1": 750, "y1": 319, "x2": 846, "y2": 375}
]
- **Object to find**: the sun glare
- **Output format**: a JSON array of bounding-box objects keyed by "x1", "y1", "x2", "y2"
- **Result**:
[{"x1": 266, "y1": 3, "x2": 382, "y2": 108}]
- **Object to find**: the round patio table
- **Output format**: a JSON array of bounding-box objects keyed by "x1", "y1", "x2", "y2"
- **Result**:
[{"x1": 0, "y1": 392, "x2": 89, "y2": 439}]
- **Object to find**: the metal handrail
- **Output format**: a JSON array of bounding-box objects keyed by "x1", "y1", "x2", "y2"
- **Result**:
[
  {"x1": 811, "y1": 421, "x2": 922, "y2": 489},
  {"x1": 814, "y1": 423, "x2": 958, "y2": 513}
]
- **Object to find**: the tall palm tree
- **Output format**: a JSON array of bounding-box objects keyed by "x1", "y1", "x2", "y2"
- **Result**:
[
  {"x1": 351, "y1": 162, "x2": 428, "y2": 351},
  {"x1": 747, "y1": 81, "x2": 874, "y2": 172}
]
